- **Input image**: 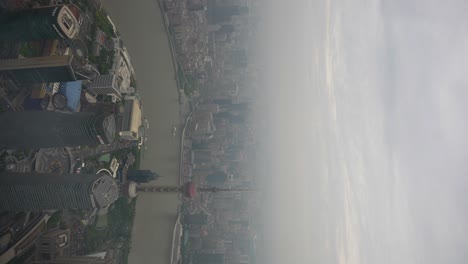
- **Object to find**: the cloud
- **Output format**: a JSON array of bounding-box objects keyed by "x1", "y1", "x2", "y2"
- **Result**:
[{"x1": 261, "y1": 0, "x2": 468, "y2": 264}]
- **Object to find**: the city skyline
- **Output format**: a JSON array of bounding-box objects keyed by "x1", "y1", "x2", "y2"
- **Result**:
[{"x1": 1, "y1": 0, "x2": 467, "y2": 264}]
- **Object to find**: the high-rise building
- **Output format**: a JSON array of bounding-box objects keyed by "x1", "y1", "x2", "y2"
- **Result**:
[
  {"x1": 32, "y1": 254, "x2": 116, "y2": 264},
  {"x1": 0, "y1": 172, "x2": 119, "y2": 211},
  {"x1": 0, "y1": 39, "x2": 97, "y2": 84},
  {"x1": 88, "y1": 75, "x2": 123, "y2": 99},
  {"x1": 0, "y1": 5, "x2": 80, "y2": 41},
  {"x1": 32, "y1": 256, "x2": 114, "y2": 264},
  {"x1": 207, "y1": 0, "x2": 248, "y2": 24},
  {"x1": 0, "y1": 111, "x2": 116, "y2": 149}
]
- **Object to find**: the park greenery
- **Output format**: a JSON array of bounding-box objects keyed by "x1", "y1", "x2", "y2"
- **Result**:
[
  {"x1": 46, "y1": 211, "x2": 62, "y2": 229},
  {"x1": 19, "y1": 42, "x2": 40, "y2": 57},
  {"x1": 95, "y1": 9, "x2": 115, "y2": 38},
  {"x1": 85, "y1": 8, "x2": 115, "y2": 74},
  {"x1": 88, "y1": 49, "x2": 115, "y2": 75},
  {"x1": 132, "y1": 147, "x2": 141, "y2": 170},
  {"x1": 177, "y1": 65, "x2": 197, "y2": 96},
  {"x1": 84, "y1": 197, "x2": 136, "y2": 264}
]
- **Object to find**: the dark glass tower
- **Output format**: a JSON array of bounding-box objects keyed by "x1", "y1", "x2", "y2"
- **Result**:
[
  {"x1": 0, "y1": 172, "x2": 119, "y2": 211},
  {"x1": 0, "y1": 111, "x2": 115, "y2": 149},
  {"x1": 0, "y1": 5, "x2": 79, "y2": 41}
]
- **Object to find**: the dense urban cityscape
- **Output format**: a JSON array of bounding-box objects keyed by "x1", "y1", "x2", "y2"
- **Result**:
[{"x1": 0, "y1": 0, "x2": 261, "y2": 263}]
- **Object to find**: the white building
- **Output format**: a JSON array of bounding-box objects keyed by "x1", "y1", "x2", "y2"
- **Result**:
[
  {"x1": 110, "y1": 37, "x2": 136, "y2": 95},
  {"x1": 88, "y1": 74, "x2": 122, "y2": 100},
  {"x1": 119, "y1": 95, "x2": 142, "y2": 141}
]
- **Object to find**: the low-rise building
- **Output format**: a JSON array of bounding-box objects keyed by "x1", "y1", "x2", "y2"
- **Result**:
[
  {"x1": 119, "y1": 95, "x2": 142, "y2": 141},
  {"x1": 35, "y1": 229, "x2": 71, "y2": 261},
  {"x1": 110, "y1": 43, "x2": 134, "y2": 94},
  {"x1": 87, "y1": 74, "x2": 122, "y2": 100}
]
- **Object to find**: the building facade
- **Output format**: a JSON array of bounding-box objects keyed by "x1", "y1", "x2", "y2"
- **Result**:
[
  {"x1": 35, "y1": 229, "x2": 71, "y2": 261},
  {"x1": 0, "y1": 56, "x2": 81, "y2": 83},
  {"x1": 119, "y1": 96, "x2": 142, "y2": 141},
  {"x1": 0, "y1": 172, "x2": 119, "y2": 211},
  {"x1": 0, "y1": 111, "x2": 115, "y2": 149},
  {"x1": 32, "y1": 249, "x2": 118, "y2": 264},
  {"x1": 0, "y1": 5, "x2": 79, "y2": 41},
  {"x1": 32, "y1": 255, "x2": 116, "y2": 264},
  {"x1": 0, "y1": 40, "x2": 94, "y2": 84},
  {"x1": 87, "y1": 75, "x2": 122, "y2": 99}
]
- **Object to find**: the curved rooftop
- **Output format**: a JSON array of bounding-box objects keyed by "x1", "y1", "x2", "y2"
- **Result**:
[
  {"x1": 92, "y1": 174, "x2": 119, "y2": 208},
  {"x1": 101, "y1": 114, "x2": 116, "y2": 144}
]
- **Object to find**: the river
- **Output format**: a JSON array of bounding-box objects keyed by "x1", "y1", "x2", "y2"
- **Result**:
[{"x1": 101, "y1": 0, "x2": 181, "y2": 263}]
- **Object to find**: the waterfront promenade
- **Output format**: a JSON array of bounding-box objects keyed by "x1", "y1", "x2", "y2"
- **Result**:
[
  {"x1": 103, "y1": 0, "x2": 182, "y2": 263},
  {"x1": 170, "y1": 108, "x2": 193, "y2": 264},
  {"x1": 154, "y1": 1, "x2": 195, "y2": 262}
]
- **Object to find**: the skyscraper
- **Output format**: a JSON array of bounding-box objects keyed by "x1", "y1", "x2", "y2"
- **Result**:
[
  {"x1": 0, "y1": 111, "x2": 116, "y2": 149},
  {"x1": 0, "y1": 172, "x2": 119, "y2": 211},
  {"x1": 32, "y1": 256, "x2": 114, "y2": 264},
  {"x1": 0, "y1": 39, "x2": 97, "y2": 84},
  {"x1": 32, "y1": 253, "x2": 116, "y2": 264},
  {"x1": 0, "y1": 5, "x2": 80, "y2": 41}
]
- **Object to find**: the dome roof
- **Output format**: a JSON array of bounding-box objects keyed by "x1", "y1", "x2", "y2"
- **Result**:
[{"x1": 127, "y1": 181, "x2": 138, "y2": 198}]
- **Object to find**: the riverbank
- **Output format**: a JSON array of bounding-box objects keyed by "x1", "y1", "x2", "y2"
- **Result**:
[
  {"x1": 155, "y1": 0, "x2": 184, "y2": 97},
  {"x1": 102, "y1": 0, "x2": 183, "y2": 263},
  {"x1": 155, "y1": 0, "x2": 193, "y2": 129}
]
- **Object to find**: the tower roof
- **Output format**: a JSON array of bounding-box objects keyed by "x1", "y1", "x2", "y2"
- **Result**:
[
  {"x1": 92, "y1": 174, "x2": 119, "y2": 208},
  {"x1": 184, "y1": 182, "x2": 198, "y2": 199}
]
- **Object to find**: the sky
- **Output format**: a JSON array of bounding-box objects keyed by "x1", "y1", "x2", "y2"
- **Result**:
[{"x1": 258, "y1": 0, "x2": 468, "y2": 263}]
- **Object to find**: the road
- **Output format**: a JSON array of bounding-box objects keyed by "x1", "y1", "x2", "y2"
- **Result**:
[
  {"x1": 70, "y1": 141, "x2": 135, "y2": 160},
  {"x1": 170, "y1": 108, "x2": 194, "y2": 264}
]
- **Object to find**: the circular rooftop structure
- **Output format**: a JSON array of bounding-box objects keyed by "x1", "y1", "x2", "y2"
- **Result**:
[
  {"x1": 69, "y1": 39, "x2": 88, "y2": 68},
  {"x1": 35, "y1": 148, "x2": 73, "y2": 174},
  {"x1": 92, "y1": 174, "x2": 119, "y2": 208},
  {"x1": 101, "y1": 114, "x2": 116, "y2": 144}
]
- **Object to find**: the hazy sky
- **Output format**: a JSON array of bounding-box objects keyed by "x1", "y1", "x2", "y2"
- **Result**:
[{"x1": 259, "y1": 0, "x2": 468, "y2": 263}]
